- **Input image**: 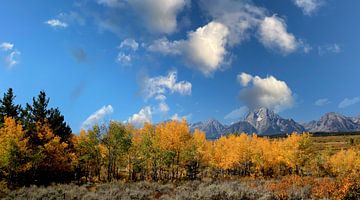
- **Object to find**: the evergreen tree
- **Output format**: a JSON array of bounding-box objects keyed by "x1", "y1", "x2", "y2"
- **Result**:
[
  {"x1": 22, "y1": 91, "x2": 72, "y2": 142},
  {"x1": 0, "y1": 88, "x2": 21, "y2": 124},
  {"x1": 48, "y1": 108, "x2": 72, "y2": 141},
  {"x1": 24, "y1": 91, "x2": 49, "y2": 124}
]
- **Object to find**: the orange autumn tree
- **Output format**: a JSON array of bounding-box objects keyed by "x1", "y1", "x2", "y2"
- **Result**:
[
  {"x1": 30, "y1": 121, "x2": 75, "y2": 183},
  {"x1": 0, "y1": 117, "x2": 30, "y2": 187},
  {"x1": 154, "y1": 120, "x2": 193, "y2": 180}
]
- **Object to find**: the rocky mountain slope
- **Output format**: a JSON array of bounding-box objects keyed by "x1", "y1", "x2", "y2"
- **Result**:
[
  {"x1": 190, "y1": 119, "x2": 226, "y2": 139},
  {"x1": 304, "y1": 112, "x2": 360, "y2": 132},
  {"x1": 244, "y1": 107, "x2": 305, "y2": 135},
  {"x1": 190, "y1": 108, "x2": 360, "y2": 139}
]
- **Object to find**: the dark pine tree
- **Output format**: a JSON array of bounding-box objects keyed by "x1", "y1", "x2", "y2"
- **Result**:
[
  {"x1": 48, "y1": 108, "x2": 72, "y2": 142},
  {"x1": 22, "y1": 91, "x2": 72, "y2": 142},
  {"x1": 0, "y1": 88, "x2": 21, "y2": 124}
]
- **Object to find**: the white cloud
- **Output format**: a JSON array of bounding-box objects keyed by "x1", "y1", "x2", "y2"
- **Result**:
[
  {"x1": 5, "y1": 50, "x2": 21, "y2": 68},
  {"x1": 1, "y1": 42, "x2": 20, "y2": 68},
  {"x1": 318, "y1": 43, "x2": 341, "y2": 55},
  {"x1": 158, "y1": 102, "x2": 170, "y2": 113},
  {"x1": 293, "y1": 0, "x2": 323, "y2": 15},
  {"x1": 81, "y1": 105, "x2": 114, "y2": 129},
  {"x1": 314, "y1": 98, "x2": 330, "y2": 106},
  {"x1": 147, "y1": 1, "x2": 305, "y2": 76},
  {"x1": 258, "y1": 15, "x2": 299, "y2": 54},
  {"x1": 116, "y1": 53, "x2": 132, "y2": 64},
  {"x1": 185, "y1": 21, "x2": 229, "y2": 76},
  {"x1": 148, "y1": 21, "x2": 230, "y2": 76},
  {"x1": 225, "y1": 106, "x2": 249, "y2": 120},
  {"x1": 0, "y1": 42, "x2": 14, "y2": 51},
  {"x1": 338, "y1": 97, "x2": 360, "y2": 109},
  {"x1": 126, "y1": 106, "x2": 152, "y2": 127},
  {"x1": 237, "y1": 72, "x2": 253, "y2": 86},
  {"x1": 199, "y1": 0, "x2": 265, "y2": 46},
  {"x1": 130, "y1": 0, "x2": 187, "y2": 34},
  {"x1": 45, "y1": 19, "x2": 68, "y2": 28},
  {"x1": 119, "y1": 38, "x2": 139, "y2": 51},
  {"x1": 139, "y1": 71, "x2": 191, "y2": 120},
  {"x1": 155, "y1": 94, "x2": 167, "y2": 101},
  {"x1": 148, "y1": 37, "x2": 183, "y2": 55},
  {"x1": 142, "y1": 70, "x2": 192, "y2": 100},
  {"x1": 238, "y1": 73, "x2": 294, "y2": 112}
]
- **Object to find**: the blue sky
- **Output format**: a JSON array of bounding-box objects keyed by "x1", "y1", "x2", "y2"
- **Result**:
[{"x1": 1, "y1": 0, "x2": 360, "y2": 132}]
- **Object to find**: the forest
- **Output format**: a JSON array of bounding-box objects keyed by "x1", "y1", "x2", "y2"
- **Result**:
[{"x1": 0, "y1": 88, "x2": 359, "y2": 199}]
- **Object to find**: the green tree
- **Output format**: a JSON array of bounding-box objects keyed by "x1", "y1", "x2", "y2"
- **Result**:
[
  {"x1": 102, "y1": 121, "x2": 132, "y2": 181},
  {"x1": 0, "y1": 88, "x2": 21, "y2": 124},
  {"x1": 22, "y1": 91, "x2": 72, "y2": 143}
]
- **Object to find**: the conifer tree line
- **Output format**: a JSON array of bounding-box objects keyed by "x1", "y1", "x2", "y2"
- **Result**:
[{"x1": 0, "y1": 88, "x2": 359, "y2": 189}]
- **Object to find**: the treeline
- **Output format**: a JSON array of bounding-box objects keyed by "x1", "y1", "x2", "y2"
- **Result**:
[{"x1": 1, "y1": 88, "x2": 360, "y2": 190}]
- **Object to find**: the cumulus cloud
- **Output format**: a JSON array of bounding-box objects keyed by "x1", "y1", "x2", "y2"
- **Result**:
[
  {"x1": 293, "y1": 0, "x2": 324, "y2": 15},
  {"x1": 224, "y1": 106, "x2": 249, "y2": 120},
  {"x1": 148, "y1": 37, "x2": 183, "y2": 55},
  {"x1": 237, "y1": 72, "x2": 253, "y2": 86},
  {"x1": 141, "y1": 70, "x2": 192, "y2": 100},
  {"x1": 185, "y1": 21, "x2": 229, "y2": 76},
  {"x1": 45, "y1": 19, "x2": 68, "y2": 28},
  {"x1": 258, "y1": 15, "x2": 299, "y2": 54},
  {"x1": 148, "y1": 21, "x2": 230, "y2": 76},
  {"x1": 199, "y1": 0, "x2": 265, "y2": 46},
  {"x1": 147, "y1": 1, "x2": 304, "y2": 76},
  {"x1": 238, "y1": 73, "x2": 294, "y2": 112},
  {"x1": 126, "y1": 106, "x2": 152, "y2": 127},
  {"x1": 130, "y1": 0, "x2": 187, "y2": 34},
  {"x1": 338, "y1": 97, "x2": 360, "y2": 109},
  {"x1": 0, "y1": 42, "x2": 14, "y2": 51},
  {"x1": 314, "y1": 98, "x2": 330, "y2": 106},
  {"x1": 81, "y1": 105, "x2": 114, "y2": 129},
  {"x1": 139, "y1": 71, "x2": 191, "y2": 120},
  {"x1": 119, "y1": 38, "x2": 139, "y2": 51}
]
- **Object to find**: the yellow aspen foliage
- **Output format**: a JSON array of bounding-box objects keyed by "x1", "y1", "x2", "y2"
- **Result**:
[
  {"x1": 154, "y1": 119, "x2": 192, "y2": 153},
  {"x1": 192, "y1": 129, "x2": 211, "y2": 164},
  {"x1": 73, "y1": 127, "x2": 103, "y2": 181},
  {"x1": 327, "y1": 149, "x2": 360, "y2": 177},
  {"x1": 0, "y1": 117, "x2": 30, "y2": 177}
]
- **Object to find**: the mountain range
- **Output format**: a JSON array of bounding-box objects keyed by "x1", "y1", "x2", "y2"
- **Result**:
[{"x1": 190, "y1": 107, "x2": 360, "y2": 139}]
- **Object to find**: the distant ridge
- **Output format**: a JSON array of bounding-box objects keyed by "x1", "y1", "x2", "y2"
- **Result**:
[{"x1": 190, "y1": 107, "x2": 360, "y2": 139}]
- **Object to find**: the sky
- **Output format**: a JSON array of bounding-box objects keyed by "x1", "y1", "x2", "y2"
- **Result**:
[{"x1": 1, "y1": 0, "x2": 360, "y2": 132}]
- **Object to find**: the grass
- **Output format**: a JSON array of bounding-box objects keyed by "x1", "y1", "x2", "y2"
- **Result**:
[{"x1": 311, "y1": 135, "x2": 360, "y2": 152}]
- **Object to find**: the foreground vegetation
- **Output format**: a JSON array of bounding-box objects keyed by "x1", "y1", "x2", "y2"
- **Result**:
[
  {"x1": 3, "y1": 176, "x2": 360, "y2": 200},
  {"x1": 0, "y1": 88, "x2": 360, "y2": 199}
]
